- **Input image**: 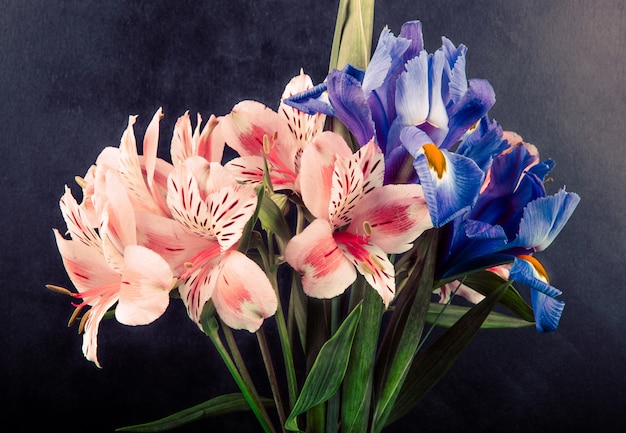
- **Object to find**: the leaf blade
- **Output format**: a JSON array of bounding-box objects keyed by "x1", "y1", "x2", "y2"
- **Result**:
[{"x1": 284, "y1": 303, "x2": 363, "y2": 432}]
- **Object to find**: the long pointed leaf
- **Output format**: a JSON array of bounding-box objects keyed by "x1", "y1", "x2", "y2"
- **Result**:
[
  {"x1": 371, "y1": 229, "x2": 438, "y2": 432},
  {"x1": 341, "y1": 281, "x2": 385, "y2": 433},
  {"x1": 285, "y1": 303, "x2": 363, "y2": 432},
  {"x1": 385, "y1": 282, "x2": 511, "y2": 426},
  {"x1": 426, "y1": 303, "x2": 534, "y2": 329},
  {"x1": 116, "y1": 393, "x2": 274, "y2": 432}
]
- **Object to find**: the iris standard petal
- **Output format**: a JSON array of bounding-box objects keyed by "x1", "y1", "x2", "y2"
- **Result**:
[
  {"x1": 439, "y1": 79, "x2": 496, "y2": 150},
  {"x1": 394, "y1": 51, "x2": 429, "y2": 126}
]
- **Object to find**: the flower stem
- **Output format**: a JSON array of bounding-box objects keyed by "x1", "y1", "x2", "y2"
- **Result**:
[
  {"x1": 204, "y1": 318, "x2": 277, "y2": 433},
  {"x1": 257, "y1": 327, "x2": 288, "y2": 432}
]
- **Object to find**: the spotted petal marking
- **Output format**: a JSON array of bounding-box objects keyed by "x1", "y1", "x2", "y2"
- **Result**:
[
  {"x1": 206, "y1": 183, "x2": 258, "y2": 251},
  {"x1": 329, "y1": 153, "x2": 364, "y2": 229},
  {"x1": 279, "y1": 70, "x2": 326, "y2": 151},
  {"x1": 118, "y1": 114, "x2": 165, "y2": 216},
  {"x1": 178, "y1": 255, "x2": 221, "y2": 326},
  {"x1": 167, "y1": 162, "x2": 213, "y2": 241},
  {"x1": 338, "y1": 236, "x2": 396, "y2": 307},
  {"x1": 354, "y1": 140, "x2": 385, "y2": 194},
  {"x1": 59, "y1": 186, "x2": 101, "y2": 252}
]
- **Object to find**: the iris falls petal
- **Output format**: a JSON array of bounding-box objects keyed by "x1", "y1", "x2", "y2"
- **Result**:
[{"x1": 412, "y1": 144, "x2": 484, "y2": 227}]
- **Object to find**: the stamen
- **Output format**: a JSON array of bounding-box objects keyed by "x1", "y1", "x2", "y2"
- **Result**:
[
  {"x1": 78, "y1": 309, "x2": 91, "y2": 334},
  {"x1": 74, "y1": 176, "x2": 87, "y2": 189},
  {"x1": 67, "y1": 306, "x2": 83, "y2": 327},
  {"x1": 46, "y1": 284, "x2": 75, "y2": 297},
  {"x1": 362, "y1": 221, "x2": 372, "y2": 237},
  {"x1": 263, "y1": 134, "x2": 271, "y2": 155}
]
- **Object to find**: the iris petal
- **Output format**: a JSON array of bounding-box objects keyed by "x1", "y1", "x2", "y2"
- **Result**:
[
  {"x1": 440, "y1": 79, "x2": 496, "y2": 150},
  {"x1": 412, "y1": 144, "x2": 484, "y2": 227},
  {"x1": 512, "y1": 189, "x2": 581, "y2": 252},
  {"x1": 326, "y1": 69, "x2": 376, "y2": 145}
]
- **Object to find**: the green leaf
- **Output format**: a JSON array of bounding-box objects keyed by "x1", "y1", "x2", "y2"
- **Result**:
[
  {"x1": 341, "y1": 282, "x2": 385, "y2": 433},
  {"x1": 462, "y1": 270, "x2": 535, "y2": 322},
  {"x1": 385, "y1": 282, "x2": 511, "y2": 427},
  {"x1": 329, "y1": 0, "x2": 375, "y2": 71},
  {"x1": 371, "y1": 229, "x2": 438, "y2": 433},
  {"x1": 426, "y1": 303, "x2": 534, "y2": 329},
  {"x1": 116, "y1": 393, "x2": 274, "y2": 432},
  {"x1": 284, "y1": 303, "x2": 363, "y2": 432}
]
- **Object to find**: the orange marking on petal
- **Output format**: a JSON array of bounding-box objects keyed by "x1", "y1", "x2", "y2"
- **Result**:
[
  {"x1": 518, "y1": 254, "x2": 550, "y2": 283},
  {"x1": 422, "y1": 143, "x2": 447, "y2": 179}
]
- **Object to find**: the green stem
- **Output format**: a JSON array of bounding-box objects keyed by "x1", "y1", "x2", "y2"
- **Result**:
[
  {"x1": 205, "y1": 318, "x2": 276, "y2": 433},
  {"x1": 257, "y1": 327, "x2": 288, "y2": 432}
]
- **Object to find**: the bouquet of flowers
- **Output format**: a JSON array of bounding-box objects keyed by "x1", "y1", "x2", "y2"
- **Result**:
[{"x1": 48, "y1": 1, "x2": 579, "y2": 432}]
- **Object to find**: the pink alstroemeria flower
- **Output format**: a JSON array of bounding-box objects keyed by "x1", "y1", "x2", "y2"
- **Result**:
[
  {"x1": 138, "y1": 156, "x2": 277, "y2": 331},
  {"x1": 284, "y1": 135, "x2": 433, "y2": 306},
  {"x1": 54, "y1": 176, "x2": 174, "y2": 368},
  {"x1": 220, "y1": 70, "x2": 326, "y2": 191}
]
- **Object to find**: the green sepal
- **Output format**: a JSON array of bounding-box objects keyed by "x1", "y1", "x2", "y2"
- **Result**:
[
  {"x1": 426, "y1": 303, "x2": 534, "y2": 329},
  {"x1": 115, "y1": 393, "x2": 274, "y2": 432},
  {"x1": 284, "y1": 303, "x2": 363, "y2": 432},
  {"x1": 385, "y1": 281, "x2": 511, "y2": 427}
]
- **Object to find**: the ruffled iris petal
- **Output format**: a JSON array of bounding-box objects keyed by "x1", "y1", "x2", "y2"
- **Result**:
[
  {"x1": 512, "y1": 189, "x2": 581, "y2": 252},
  {"x1": 531, "y1": 289, "x2": 565, "y2": 332},
  {"x1": 455, "y1": 117, "x2": 507, "y2": 172},
  {"x1": 440, "y1": 79, "x2": 496, "y2": 150}
]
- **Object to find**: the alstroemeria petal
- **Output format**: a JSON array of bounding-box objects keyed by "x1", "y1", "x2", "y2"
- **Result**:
[
  {"x1": 411, "y1": 143, "x2": 484, "y2": 227},
  {"x1": 100, "y1": 171, "x2": 137, "y2": 273},
  {"x1": 212, "y1": 251, "x2": 277, "y2": 332},
  {"x1": 224, "y1": 155, "x2": 266, "y2": 186},
  {"x1": 284, "y1": 219, "x2": 357, "y2": 299},
  {"x1": 299, "y1": 132, "x2": 353, "y2": 221},
  {"x1": 116, "y1": 245, "x2": 173, "y2": 326},
  {"x1": 178, "y1": 255, "x2": 221, "y2": 326},
  {"x1": 329, "y1": 151, "x2": 365, "y2": 228},
  {"x1": 81, "y1": 290, "x2": 119, "y2": 368},
  {"x1": 339, "y1": 240, "x2": 395, "y2": 307},
  {"x1": 347, "y1": 184, "x2": 432, "y2": 254},
  {"x1": 512, "y1": 189, "x2": 581, "y2": 252},
  {"x1": 53, "y1": 229, "x2": 118, "y2": 293},
  {"x1": 279, "y1": 70, "x2": 326, "y2": 148},
  {"x1": 222, "y1": 100, "x2": 298, "y2": 170},
  {"x1": 59, "y1": 186, "x2": 101, "y2": 251}
]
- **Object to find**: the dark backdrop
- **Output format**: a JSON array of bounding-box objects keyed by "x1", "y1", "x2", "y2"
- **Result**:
[{"x1": 2, "y1": 1, "x2": 624, "y2": 432}]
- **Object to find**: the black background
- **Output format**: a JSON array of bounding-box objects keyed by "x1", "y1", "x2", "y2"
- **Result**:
[{"x1": 2, "y1": 1, "x2": 625, "y2": 432}]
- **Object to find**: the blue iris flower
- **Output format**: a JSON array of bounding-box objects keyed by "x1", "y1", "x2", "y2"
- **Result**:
[
  {"x1": 285, "y1": 20, "x2": 580, "y2": 332},
  {"x1": 285, "y1": 21, "x2": 499, "y2": 228}
]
